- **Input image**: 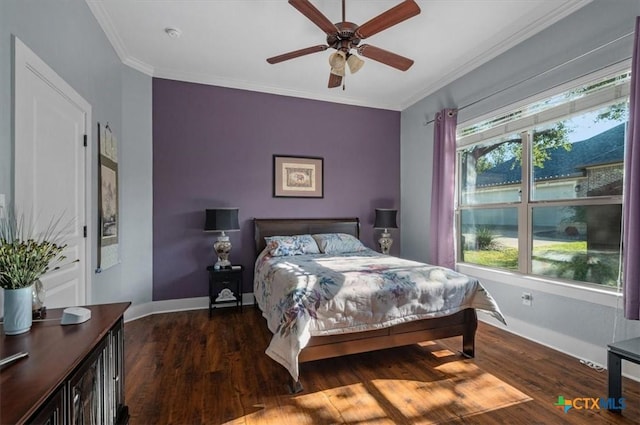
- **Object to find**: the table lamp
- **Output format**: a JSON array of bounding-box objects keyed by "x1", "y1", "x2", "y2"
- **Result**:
[
  {"x1": 374, "y1": 208, "x2": 398, "y2": 255},
  {"x1": 204, "y1": 208, "x2": 240, "y2": 269}
]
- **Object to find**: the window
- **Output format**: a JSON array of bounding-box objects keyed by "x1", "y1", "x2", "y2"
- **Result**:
[{"x1": 456, "y1": 70, "x2": 629, "y2": 290}]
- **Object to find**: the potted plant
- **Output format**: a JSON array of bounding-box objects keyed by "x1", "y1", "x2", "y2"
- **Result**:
[{"x1": 0, "y1": 213, "x2": 69, "y2": 335}]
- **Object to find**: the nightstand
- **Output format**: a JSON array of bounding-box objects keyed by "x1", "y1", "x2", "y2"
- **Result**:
[{"x1": 206, "y1": 265, "x2": 243, "y2": 317}]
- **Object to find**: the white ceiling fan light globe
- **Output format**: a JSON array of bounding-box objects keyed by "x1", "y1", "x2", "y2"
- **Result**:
[
  {"x1": 329, "y1": 50, "x2": 346, "y2": 77},
  {"x1": 346, "y1": 54, "x2": 364, "y2": 74},
  {"x1": 330, "y1": 66, "x2": 345, "y2": 77},
  {"x1": 328, "y1": 50, "x2": 346, "y2": 69}
]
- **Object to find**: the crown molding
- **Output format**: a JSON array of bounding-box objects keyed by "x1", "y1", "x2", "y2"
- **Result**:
[
  {"x1": 153, "y1": 67, "x2": 402, "y2": 111},
  {"x1": 400, "y1": 0, "x2": 594, "y2": 110},
  {"x1": 86, "y1": 0, "x2": 590, "y2": 112},
  {"x1": 86, "y1": 0, "x2": 155, "y2": 76}
]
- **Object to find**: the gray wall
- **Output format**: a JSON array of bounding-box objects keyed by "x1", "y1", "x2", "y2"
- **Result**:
[
  {"x1": 0, "y1": 1, "x2": 153, "y2": 307},
  {"x1": 402, "y1": 0, "x2": 640, "y2": 376}
]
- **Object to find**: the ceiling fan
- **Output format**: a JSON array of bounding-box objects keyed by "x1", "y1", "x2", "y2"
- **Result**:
[{"x1": 267, "y1": 0, "x2": 421, "y2": 89}]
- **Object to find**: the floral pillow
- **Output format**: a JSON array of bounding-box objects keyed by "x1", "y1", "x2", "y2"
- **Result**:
[
  {"x1": 312, "y1": 233, "x2": 367, "y2": 254},
  {"x1": 265, "y1": 234, "x2": 320, "y2": 257}
]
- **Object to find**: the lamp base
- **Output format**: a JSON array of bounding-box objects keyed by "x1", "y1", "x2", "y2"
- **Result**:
[
  {"x1": 213, "y1": 235, "x2": 232, "y2": 269},
  {"x1": 214, "y1": 259, "x2": 231, "y2": 270},
  {"x1": 378, "y1": 230, "x2": 393, "y2": 255}
]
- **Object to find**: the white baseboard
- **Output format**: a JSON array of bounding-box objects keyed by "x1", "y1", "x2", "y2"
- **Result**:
[
  {"x1": 124, "y1": 297, "x2": 639, "y2": 383},
  {"x1": 123, "y1": 292, "x2": 255, "y2": 322},
  {"x1": 478, "y1": 312, "x2": 640, "y2": 383}
]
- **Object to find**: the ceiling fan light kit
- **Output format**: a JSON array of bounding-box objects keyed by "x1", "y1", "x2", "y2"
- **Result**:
[
  {"x1": 329, "y1": 50, "x2": 346, "y2": 68},
  {"x1": 346, "y1": 54, "x2": 364, "y2": 74},
  {"x1": 267, "y1": 0, "x2": 421, "y2": 89},
  {"x1": 329, "y1": 50, "x2": 346, "y2": 76}
]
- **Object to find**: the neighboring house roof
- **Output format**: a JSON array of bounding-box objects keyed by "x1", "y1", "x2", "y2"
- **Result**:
[{"x1": 475, "y1": 123, "x2": 626, "y2": 187}]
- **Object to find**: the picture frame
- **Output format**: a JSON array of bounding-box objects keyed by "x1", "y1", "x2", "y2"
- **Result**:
[
  {"x1": 100, "y1": 157, "x2": 118, "y2": 245},
  {"x1": 99, "y1": 124, "x2": 118, "y2": 246},
  {"x1": 97, "y1": 122, "x2": 120, "y2": 272},
  {"x1": 273, "y1": 155, "x2": 324, "y2": 198}
]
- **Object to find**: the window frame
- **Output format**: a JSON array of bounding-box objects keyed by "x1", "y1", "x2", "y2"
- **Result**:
[{"x1": 455, "y1": 71, "x2": 629, "y2": 291}]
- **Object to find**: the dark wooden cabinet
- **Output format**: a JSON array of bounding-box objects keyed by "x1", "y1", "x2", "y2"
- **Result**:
[
  {"x1": 28, "y1": 386, "x2": 65, "y2": 425},
  {"x1": 1, "y1": 303, "x2": 130, "y2": 425}
]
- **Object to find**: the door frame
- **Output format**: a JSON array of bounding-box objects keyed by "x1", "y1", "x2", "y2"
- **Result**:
[{"x1": 14, "y1": 36, "x2": 93, "y2": 304}]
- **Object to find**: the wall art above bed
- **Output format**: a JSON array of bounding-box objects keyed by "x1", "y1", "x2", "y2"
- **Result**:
[{"x1": 273, "y1": 155, "x2": 323, "y2": 198}]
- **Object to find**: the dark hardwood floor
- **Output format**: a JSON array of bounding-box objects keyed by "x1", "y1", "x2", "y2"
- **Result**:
[{"x1": 124, "y1": 307, "x2": 640, "y2": 424}]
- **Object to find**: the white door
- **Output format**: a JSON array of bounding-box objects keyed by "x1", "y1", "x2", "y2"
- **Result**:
[{"x1": 14, "y1": 37, "x2": 91, "y2": 308}]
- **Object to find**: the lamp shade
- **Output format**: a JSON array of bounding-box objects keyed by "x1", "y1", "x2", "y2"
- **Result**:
[
  {"x1": 374, "y1": 208, "x2": 398, "y2": 229},
  {"x1": 204, "y1": 208, "x2": 240, "y2": 232},
  {"x1": 329, "y1": 50, "x2": 346, "y2": 76},
  {"x1": 346, "y1": 54, "x2": 364, "y2": 74}
]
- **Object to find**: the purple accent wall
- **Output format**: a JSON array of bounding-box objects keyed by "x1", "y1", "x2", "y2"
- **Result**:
[{"x1": 153, "y1": 78, "x2": 400, "y2": 300}]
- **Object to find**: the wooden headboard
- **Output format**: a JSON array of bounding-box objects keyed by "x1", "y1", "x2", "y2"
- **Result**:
[{"x1": 253, "y1": 218, "x2": 360, "y2": 255}]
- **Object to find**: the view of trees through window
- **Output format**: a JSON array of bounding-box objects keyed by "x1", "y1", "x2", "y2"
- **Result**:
[{"x1": 457, "y1": 71, "x2": 629, "y2": 289}]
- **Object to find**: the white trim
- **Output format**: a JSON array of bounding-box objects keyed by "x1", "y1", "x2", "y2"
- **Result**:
[
  {"x1": 85, "y1": 0, "x2": 398, "y2": 111},
  {"x1": 457, "y1": 60, "x2": 631, "y2": 131},
  {"x1": 123, "y1": 292, "x2": 255, "y2": 322},
  {"x1": 85, "y1": 1, "x2": 155, "y2": 75},
  {"x1": 121, "y1": 56, "x2": 154, "y2": 77},
  {"x1": 401, "y1": 0, "x2": 594, "y2": 110},
  {"x1": 13, "y1": 36, "x2": 93, "y2": 306},
  {"x1": 122, "y1": 290, "x2": 640, "y2": 382},
  {"x1": 85, "y1": 0, "x2": 591, "y2": 112},
  {"x1": 457, "y1": 263, "x2": 621, "y2": 308},
  {"x1": 457, "y1": 81, "x2": 630, "y2": 147},
  {"x1": 477, "y1": 313, "x2": 640, "y2": 382},
  {"x1": 152, "y1": 70, "x2": 398, "y2": 111}
]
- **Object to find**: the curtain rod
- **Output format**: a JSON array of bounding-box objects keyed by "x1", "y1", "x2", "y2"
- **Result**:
[{"x1": 422, "y1": 30, "x2": 634, "y2": 126}]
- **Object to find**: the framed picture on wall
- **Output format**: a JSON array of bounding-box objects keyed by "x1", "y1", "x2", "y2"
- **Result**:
[
  {"x1": 100, "y1": 159, "x2": 118, "y2": 243},
  {"x1": 97, "y1": 122, "x2": 120, "y2": 272},
  {"x1": 273, "y1": 155, "x2": 324, "y2": 198}
]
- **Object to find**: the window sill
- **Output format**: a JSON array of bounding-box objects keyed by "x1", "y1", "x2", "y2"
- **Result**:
[{"x1": 456, "y1": 262, "x2": 622, "y2": 308}]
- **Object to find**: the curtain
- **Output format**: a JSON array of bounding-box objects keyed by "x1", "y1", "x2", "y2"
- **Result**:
[
  {"x1": 429, "y1": 108, "x2": 458, "y2": 269},
  {"x1": 623, "y1": 17, "x2": 640, "y2": 320}
]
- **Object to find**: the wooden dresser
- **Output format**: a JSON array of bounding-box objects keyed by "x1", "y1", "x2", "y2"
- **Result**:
[{"x1": 1, "y1": 302, "x2": 130, "y2": 424}]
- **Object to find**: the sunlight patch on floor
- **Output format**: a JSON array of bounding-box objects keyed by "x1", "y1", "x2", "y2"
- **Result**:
[
  {"x1": 238, "y1": 382, "x2": 394, "y2": 425},
  {"x1": 235, "y1": 363, "x2": 532, "y2": 425},
  {"x1": 369, "y1": 370, "x2": 532, "y2": 423},
  {"x1": 430, "y1": 349, "x2": 457, "y2": 358},
  {"x1": 293, "y1": 383, "x2": 393, "y2": 424}
]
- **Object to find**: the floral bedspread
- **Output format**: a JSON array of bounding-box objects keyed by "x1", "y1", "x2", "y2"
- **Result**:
[{"x1": 254, "y1": 248, "x2": 505, "y2": 381}]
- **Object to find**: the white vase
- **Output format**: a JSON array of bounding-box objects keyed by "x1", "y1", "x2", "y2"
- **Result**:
[{"x1": 3, "y1": 285, "x2": 34, "y2": 335}]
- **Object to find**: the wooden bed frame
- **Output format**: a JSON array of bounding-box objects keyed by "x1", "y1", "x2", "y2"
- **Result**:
[{"x1": 253, "y1": 217, "x2": 478, "y2": 389}]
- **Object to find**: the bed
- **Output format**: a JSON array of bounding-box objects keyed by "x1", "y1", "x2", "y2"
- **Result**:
[{"x1": 253, "y1": 217, "x2": 505, "y2": 391}]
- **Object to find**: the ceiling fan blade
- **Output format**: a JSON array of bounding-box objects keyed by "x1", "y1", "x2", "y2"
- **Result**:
[
  {"x1": 355, "y1": 0, "x2": 421, "y2": 39},
  {"x1": 328, "y1": 72, "x2": 342, "y2": 88},
  {"x1": 267, "y1": 45, "x2": 328, "y2": 64},
  {"x1": 289, "y1": 0, "x2": 339, "y2": 35},
  {"x1": 358, "y1": 44, "x2": 414, "y2": 71}
]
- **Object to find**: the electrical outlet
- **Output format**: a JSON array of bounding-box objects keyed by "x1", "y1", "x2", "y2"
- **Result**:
[{"x1": 521, "y1": 292, "x2": 532, "y2": 306}]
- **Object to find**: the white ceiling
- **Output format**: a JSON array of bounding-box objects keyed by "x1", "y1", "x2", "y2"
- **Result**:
[{"x1": 86, "y1": 0, "x2": 591, "y2": 111}]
